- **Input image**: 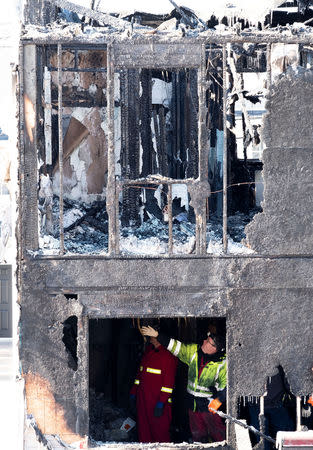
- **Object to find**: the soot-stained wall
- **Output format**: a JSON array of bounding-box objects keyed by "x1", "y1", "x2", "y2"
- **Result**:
[
  {"x1": 19, "y1": 45, "x2": 313, "y2": 449},
  {"x1": 20, "y1": 255, "x2": 313, "y2": 447},
  {"x1": 246, "y1": 69, "x2": 313, "y2": 254}
]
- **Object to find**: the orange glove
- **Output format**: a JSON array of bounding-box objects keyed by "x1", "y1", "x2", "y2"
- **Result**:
[
  {"x1": 308, "y1": 396, "x2": 313, "y2": 407},
  {"x1": 208, "y1": 398, "x2": 222, "y2": 414}
]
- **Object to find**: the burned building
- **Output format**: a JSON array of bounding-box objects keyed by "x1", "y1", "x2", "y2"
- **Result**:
[{"x1": 19, "y1": 0, "x2": 313, "y2": 448}]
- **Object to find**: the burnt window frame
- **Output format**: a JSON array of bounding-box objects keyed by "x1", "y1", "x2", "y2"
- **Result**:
[{"x1": 21, "y1": 36, "x2": 295, "y2": 259}]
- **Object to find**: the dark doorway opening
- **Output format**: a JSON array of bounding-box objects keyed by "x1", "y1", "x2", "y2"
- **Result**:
[{"x1": 89, "y1": 317, "x2": 226, "y2": 444}]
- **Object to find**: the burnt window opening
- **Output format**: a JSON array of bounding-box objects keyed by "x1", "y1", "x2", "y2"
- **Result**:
[
  {"x1": 119, "y1": 68, "x2": 199, "y2": 182},
  {"x1": 37, "y1": 44, "x2": 109, "y2": 255},
  {"x1": 34, "y1": 40, "x2": 301, "y2": 256},
  {"x1": 62, "y1": 315, "x2": 78, "y2": 371},
  {"x1": 89, "y1": 317, "x2": 226, "y2": 444}
]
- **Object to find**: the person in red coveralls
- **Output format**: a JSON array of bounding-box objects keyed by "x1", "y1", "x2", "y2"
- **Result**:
[{"x1": 130, "y1": 334, "x2": 178, "y2": 443}]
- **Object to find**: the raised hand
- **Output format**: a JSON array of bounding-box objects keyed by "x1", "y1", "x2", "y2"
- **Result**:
[{"x1": 141, "y1": 326, "x2": 159, "y2": 337}]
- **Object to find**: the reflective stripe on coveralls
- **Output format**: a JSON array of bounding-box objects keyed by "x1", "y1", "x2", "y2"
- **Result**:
[
  {"x1": 161, "y1": 387, "x2": 173, "y2": 393},
  {"x1": 167, "y1": 339, "x2": 226, "y2": 412},
  {"x1": 146, "y1": 367, "x2": 161, "y2": 374},
  {"x1": 130, "y1": 344, "x2": 178, "y2": 443}
]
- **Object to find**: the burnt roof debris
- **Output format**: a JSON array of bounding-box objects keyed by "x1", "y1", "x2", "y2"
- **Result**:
[
  {"x1": 167, "y1": 0, "x2": 207, "y2": 30},
  {"x1": 122, "y1": 7, "x2": 206, "y2": 31},
  {"x1": 23, "y1": 0, "x2": 313, "y2": 36},
  {"x1": 21, "y1": 7, "x2": 313, "y2": 46},
  {"x1": 48, "y1": 0, "x2": 130, "y2": 30}
]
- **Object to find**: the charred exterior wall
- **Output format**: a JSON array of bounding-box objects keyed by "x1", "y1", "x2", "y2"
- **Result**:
[
  {"x1": 246, "y1": 69, "x2": 313, "y2": 254},
  {"x1": 20, "y1": 255, "x2": 313, "y2": 447},
  {"x1": 19, "y1": 40, "x2": 313, "y2": 449}
]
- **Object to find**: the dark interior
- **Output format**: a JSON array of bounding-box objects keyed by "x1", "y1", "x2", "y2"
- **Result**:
[{"x1": 89, "y1": 317, "x2": 226, "y2": 443}]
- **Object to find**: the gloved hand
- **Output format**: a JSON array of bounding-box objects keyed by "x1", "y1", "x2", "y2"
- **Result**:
[
  {"x1": 308, "y1": 396, "x2": 313, "y2": 407},
  {"x1": 302, "y1": 405, "x2": 312, "y2": 418},
  {"x1": 208, "y1": 398, "x2": 222, "y2": 414},
  {"x1": 154, "y1": 401, "x2": 165, "y2": 417},
  {"x1": 129, "y1": 394, "x2": 136, "y2": 417},
  {"x1": 141, "y1": 326, "x2": 159, "y2": 337}
]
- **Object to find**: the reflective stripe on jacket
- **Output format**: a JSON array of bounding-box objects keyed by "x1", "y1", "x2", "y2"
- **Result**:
[{"x1": 167, "y1": 339, "x2": 226, "y2": 410}]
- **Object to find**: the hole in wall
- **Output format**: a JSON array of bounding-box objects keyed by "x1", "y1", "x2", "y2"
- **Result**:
[
  {"x1": 64, "y1": 293, "x2": 78, "y2": 300},
  {"x1": 62, "y1": 315, "x2": 78, "y2": 371}
]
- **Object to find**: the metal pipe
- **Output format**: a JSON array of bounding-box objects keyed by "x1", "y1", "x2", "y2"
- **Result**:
[
  {"x1": 296, "y1": 396, "x2": 301, "y2": 431},
  {"x1": 222, "y1": 44, "x2": 228, "y2": 253},
  {"x1": 209, "y1": 408, "x2": 275, "y2": 444},
  {"x1": 57, "y1": 43, "x2": 65, "y2": 254},
  {"x1": 167, "y1": 184, "x2": 173, "y2": 255}
]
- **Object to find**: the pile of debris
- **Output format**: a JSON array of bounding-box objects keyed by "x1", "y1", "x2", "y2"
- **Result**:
[
  {"x1": 89, "y1": 390, "x2": 137, "y2": 444},
  {"x1": 37, "y1": 196, "x2": 255, "y2": 256}
]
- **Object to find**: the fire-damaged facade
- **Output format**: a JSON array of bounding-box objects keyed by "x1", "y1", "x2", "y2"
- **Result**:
[{"x1": 19, "y1": 0, "x2": 313, "y2": 448}]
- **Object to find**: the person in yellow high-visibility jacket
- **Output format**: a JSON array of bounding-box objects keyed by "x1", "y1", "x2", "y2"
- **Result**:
[{"x1": 141, "y1": 325, "x2": 226, "y2": 443}]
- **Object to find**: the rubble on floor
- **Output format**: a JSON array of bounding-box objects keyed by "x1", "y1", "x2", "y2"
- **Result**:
[
  {"x1": 35, "y1": 196, "x2": 255, "y2": 256},
  {"x1": 89, "y1": 390, "x2": 136, "y2": 444}
]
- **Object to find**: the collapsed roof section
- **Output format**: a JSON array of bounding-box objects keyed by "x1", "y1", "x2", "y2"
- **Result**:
[
  {"x1": 23, "y1": 0, "x2": 313, "y2": 34},
  {"x1": 23, "y1": 0, "x2": 313, "y2": 30}
]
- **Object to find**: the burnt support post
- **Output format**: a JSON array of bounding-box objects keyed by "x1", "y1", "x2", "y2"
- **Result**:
[
  {"x1": 266, "y1": 43, "x2": 272, "y2": 90},
  {"x1": 57, "y1": 44, "x2": 64, "y2": 254},
  {"x1": 75, "y1": 313, "x2": 89, "y2": 436},
  {"x1": 167, "y1": 184, "x2": 173, "y2": 255},
  {"x1": 223, "y1": 44, "x2": 228, "y2": 253},
  {"x1": 107, "y1": 44, "x2": 119, "y2": 255},
  {"x1": 296, "y1": 396, "x2": 301, "y2": 431},
  {"x1": 18, "y1": 43, "x2": 25, "y2": 260},
  {"x1": 196, "y1": 44, "x2": 208, "y2": 255},
  {"x1": 44, "y1": 67, "x2": 52, "y2": 165},
  {"x1": 259, "y1": 395, "x2": 265, "y2": 448},
  {"x1": 21, "y1": 44, "x2": 39, "y2": 254}
]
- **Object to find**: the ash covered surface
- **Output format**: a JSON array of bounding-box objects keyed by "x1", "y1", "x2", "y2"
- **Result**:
[
  {"x1": 89, "y1": 390, "x2": 137, "y2": 444},
  {"x1": 36, "y1": 196, "x2": 255, "y2": 255}
]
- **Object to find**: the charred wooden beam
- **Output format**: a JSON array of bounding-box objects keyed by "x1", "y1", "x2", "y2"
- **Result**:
[
  {"x1": 51, "y1": 86, "x2": 116, "y2": 108},
  {"x1": 186, "y1": 69, "x2": 199, "y2": 179},
  {"x1": 159, "y1": 106, "x2": 168, "y2": 176},
  {"x1": 222, "y1": 44, "x2": 228, "y2": 253},
  {"x1": 196, "y1": 44, "x2": 209, "y2": 254},
  {"x1": 106, "y1": 44, "x2": 119, "y2": 255},
  {"x1": 44, "y1": 67, "x2": 52, "y2": 166},
  {"x1": 140, "y1": 69, "x2": 153, "y2": 177},
  {"x1": 22, "y1": 44, "x2": 39, "y2": 252},
  {"x1": 64, "y1": 201, "x2": 107, "y2": 233},
  {"x1": 152, "y1": 108, "x2": 161, "y2": 173},
  {"x1": 57, "y1": 43, "x2": 65, "y2": 254}
]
